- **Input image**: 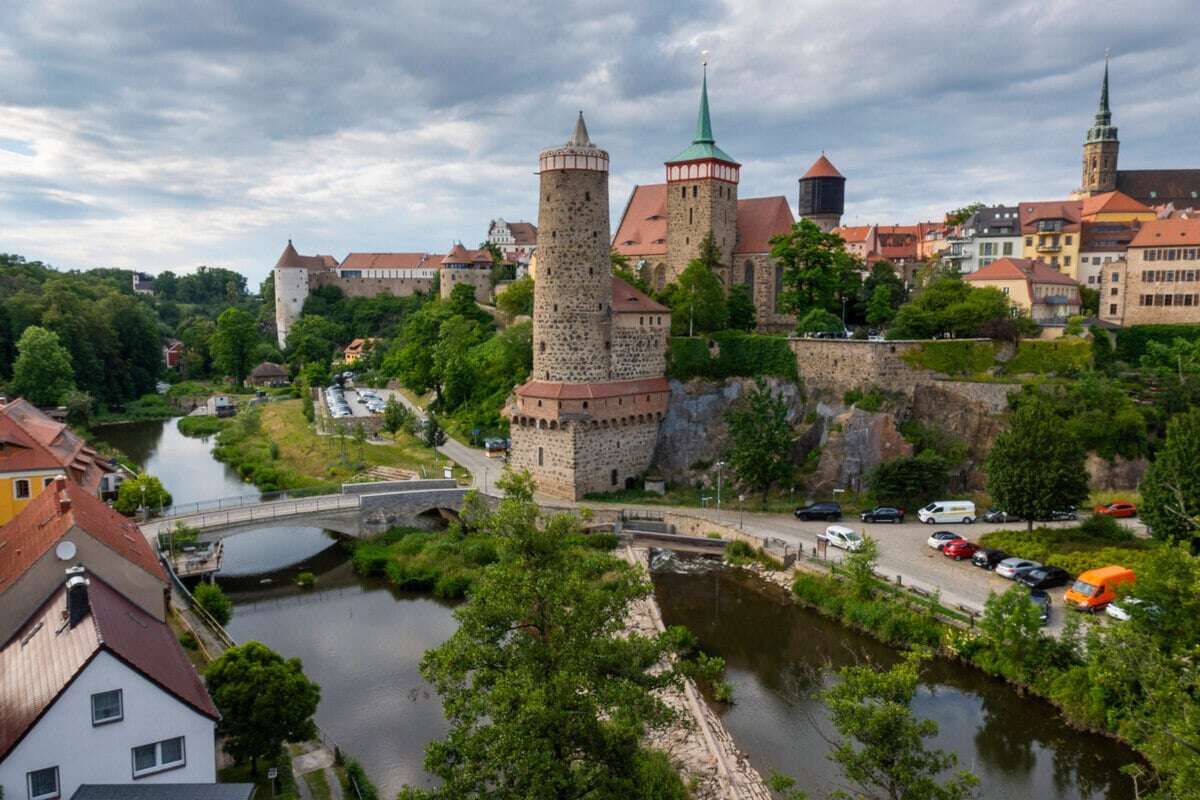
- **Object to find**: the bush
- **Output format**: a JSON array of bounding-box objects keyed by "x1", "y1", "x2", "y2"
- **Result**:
[
  {"x1": 1002, "y1": 339, "x2": 1091, "y2": 376},
  {"x1": 866, "y1": 453, "x2": 949, "y2": 509},
  {"x1": 178, "y1": 631, "x2": 199, "y2": 650},
  {"x1": 177, "y1": 415, "x2": 227, "y2": 437},
  {"x1": 1115, "y1": 324, "x2": 1200, "y2": 364},
  {"x1": 341, "y1": 757, "x2": 379, "y2": 800},
  {"x1": 978, "y1": 524, "x2": 1154, "y2": 576},
  {"x1": 791, "y1": 571, "x2": 942, "y2": 649},
  {"x1": 295, "y1": 571, "x2": 315, "y2": 589},
  {"x1": 667, "y1": 331, "x2": 797, "y2": 381},
  {"x1": 902, "y1": 341, "x2": 997, "y2": 375},
  {"x1": 193, "y1": 581, "x2": 232, "y2": 626}
]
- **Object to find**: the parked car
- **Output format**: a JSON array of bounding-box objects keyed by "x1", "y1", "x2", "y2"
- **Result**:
[
  {"x1": 942, "y1": 539, "x2": 979, "y2": 560},
  {"x1": 1030, "y1": 589, "x2": 1052, "y2": 625},
  {"x1": 860, "y1": 506, "x2": 904, "y2": 524},
  {"x1": 1017, "y1": 566, "x2": 1072, "y2": 589},
  {"x1": 1094, "y1": 501, "x2": 1138, "y2": 518},
  {"x1": 972, "y1": 548, "x2": 1010, "y2": 570},
  {"x1": 1106, "y1": 597, "x2": 1161, "y2": 622},
  {"x1": 1046, "y1": 507, "x2": 1079, "y2": 522},
  {"x1": 819, "y1": 525, "x2": 864, "y2": 552},
  {"x1": 926, "y1": 531, "x2": 964, "y2": 551},
  {"x1": 918, "y1": 500, "x2": 977, "y2": 525},
  {"x1": 983, "y1": 509, "x2": 1021, "y2": 524},
  {"x1": 794, "y1": 502, "x2": 842, "y2": 521},
  {"x1": 1065, "y1": 565, "x2": 1136, "y2": 612},
  {"x1": 996, "y1": 557, "x2": 1042, "y2": 580}
]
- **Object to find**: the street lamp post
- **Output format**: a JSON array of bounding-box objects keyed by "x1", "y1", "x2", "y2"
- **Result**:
[{"x1": 715, "y1": 461, "x2": 726, "y2": 513}]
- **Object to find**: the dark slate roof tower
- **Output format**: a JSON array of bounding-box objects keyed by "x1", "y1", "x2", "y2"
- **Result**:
[{"x1": 798, "y1": 153, "x2": 846, "y2": 233}]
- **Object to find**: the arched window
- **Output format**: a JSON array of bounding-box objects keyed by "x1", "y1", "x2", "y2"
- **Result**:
[
  {"x1": 654, "y1": 263, "x2": 666, "y2": 290},
  {"x1": 774, "y1": 264, "x2": 785, "y2": 312},
  {"x1": 743, "y1": 259, "x2": 755, "y2": 286}
]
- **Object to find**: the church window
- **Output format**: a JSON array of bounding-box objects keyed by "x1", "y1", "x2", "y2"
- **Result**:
[
  {"x1": 744, "y1": 260, "x2": 754, "y2": 285},
  {"x1": 692, "y1": 186, "x2": 698, "y2": 199}
]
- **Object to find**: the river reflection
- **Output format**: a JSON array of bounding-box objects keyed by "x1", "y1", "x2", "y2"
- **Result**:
[{"x1": 652, "y1": 558, "x2": 1137, "y2": 800}]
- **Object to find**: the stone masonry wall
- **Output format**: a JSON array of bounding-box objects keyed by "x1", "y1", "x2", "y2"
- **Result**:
[
  {"x1": 789, "y1": 338, "x2": 938, "y2": 398},
  {"x1": 666, "y1": 177, "x2": 737, "y2": 285},
  {"x1": 508, "y1": 424, "x2": 577, "y2": 499},
  {"x1": 611, "y1": 313, "x2": 669, "y2": 380},
  {"x1": 310, "y1": 270, "x2": 434, "y2": 299},
  {"x1": 440, "y1": 267, "x2": 492, "y2": 303},
  {"x1": 572, "y1": 418, "x2": 661, "y2": 496},
  {"x1": 532, "y1": 164, "x2": 613, "y2": 382}
]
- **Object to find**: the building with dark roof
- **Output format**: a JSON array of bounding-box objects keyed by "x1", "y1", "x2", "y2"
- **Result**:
[
  {"x1": 1075, "y1": 56, "x2": 1200, "y2": 208},
  {"x1": 0, "y1": 572, "x2": 219, "y2": 799},
  {"x1": 797, "y1": 154, "x2": 845, "y2": 233},
  {"x1": 487, "y1": 218, "x2": 538, "y2": 268},
  {"x1": 72, "y1": 785, "x2": 255, "y2": 800}
]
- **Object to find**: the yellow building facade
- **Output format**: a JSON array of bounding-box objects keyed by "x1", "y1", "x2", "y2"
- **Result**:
[{"x1": 1019, "y1": 201, "x2": 1084, "y2": 280}]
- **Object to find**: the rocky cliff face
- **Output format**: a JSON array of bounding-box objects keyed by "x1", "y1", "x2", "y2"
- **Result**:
[
  {"x1": 807, "y1": 408, "x2": 913, "y2": 494},
  {"x1": 909, "y1": 383, "x2": 1012, "y2": 490},
  {"x1": 651, "y1": 377, "x2": 805, "y2": 485},
  {"x1": 1086, "y1": 454, "x2": 1148, "y2": 491}
]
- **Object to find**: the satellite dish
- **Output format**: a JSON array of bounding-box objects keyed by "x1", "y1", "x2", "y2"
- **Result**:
[{"x1": 55, "y1": 541, "x2": 77, "y2": 561}]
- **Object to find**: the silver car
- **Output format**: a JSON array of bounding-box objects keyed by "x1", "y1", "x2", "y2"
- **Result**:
[{"x1": 996, "y1": 557, "x2": 1041, "y2": 580}]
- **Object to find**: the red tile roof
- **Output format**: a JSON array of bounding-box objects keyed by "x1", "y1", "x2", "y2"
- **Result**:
[
  {"x1": 442, "y1": 244, "x2": 493, "y2": 265},
  {"x1": 802, "y1": 154, "x2": 843, "y2": 180},
  {"x1": 0, "y1": 576, "x2": 218, "y2": 760},
  {"x1": 516, "y1": 377, "x2": 669, "y2": 400},
  {"x1": 0, "y1": 479, "x2": 166, "y2": 595},
  {"x1": 612, "y1": 276, "x2": 669, "y2": 313},
  {"x1": 0, "y1": 399, "x2": 110, "y2": 493},
  {"x1": 1082, "y1": 190, "x2": 1154, "y2": 218},
  {"x1": 835, "y1": 225, "x2": 873, "y2": 244},
  {"x1": 734, "y1": 196, "x2": 795, "y2": 254},
  {"x1": 340, "y1": 252, "x2": 431, "y2": 269},
  {"x1": 1019, "y1": 201, "x2": 1083, "y2": 233},
  {"x1": 1129, "y1": 218, "x2": 1200, "y2": 248},
  {"x1": 613, "y1": 184, "x2": 669, "y2": 257},
  {"x1": 0, "y1": 415, "x2": 62, "y2": 474},
  {"x1": 964, "y1": 257, "x2": 1079, "y2": 286},
  {"x1": 507, "y1": 222, "x2": 538, "y2": 246},
  {"x1": 274, "y1": 240, "x2": 336, "y2": 270}
]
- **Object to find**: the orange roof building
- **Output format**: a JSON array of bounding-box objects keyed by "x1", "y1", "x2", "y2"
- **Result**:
[{"x1": 964, "y1": 257, "x2": 1081, "y2": 323}]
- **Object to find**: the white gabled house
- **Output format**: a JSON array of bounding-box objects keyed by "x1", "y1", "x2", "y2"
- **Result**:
[{"x1": 0, "y1": 571, "x2": 220, "y2": 800}]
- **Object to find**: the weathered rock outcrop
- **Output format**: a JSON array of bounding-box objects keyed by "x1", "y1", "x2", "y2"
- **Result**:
[
  {"x1": 1086, "y1": 454, "x2": 1148, "y2": 491},
  {"x1": 908, "y1": 383, "x2": 1012, "y2": 490},
  {"x1": 652, "y1": 377, "x2": 805, "y2": 485},
  {"x1": 807, "y1": 409, "x2": 913, "y2": 494}
]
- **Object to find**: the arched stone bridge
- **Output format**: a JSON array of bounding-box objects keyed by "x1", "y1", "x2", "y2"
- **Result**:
[{"x1": 140, "y1": 479, "x2": 469, "y2": 543}]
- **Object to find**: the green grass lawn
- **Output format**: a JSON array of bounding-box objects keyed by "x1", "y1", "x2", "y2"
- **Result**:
[
  {"x1": 218, "y1": 755, "x2": 298, "y2": 799},
  {"x1": 302, "y1": 768, "x2": 333, "y2": 800}
]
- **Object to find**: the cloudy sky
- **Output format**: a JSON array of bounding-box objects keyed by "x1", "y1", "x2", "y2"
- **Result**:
[{"x1": 2, "y1": 0, "x2": 1197, "y2": 287}]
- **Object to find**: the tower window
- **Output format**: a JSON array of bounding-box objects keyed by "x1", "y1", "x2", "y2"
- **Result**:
[
  {"x1": 692, "y1": 186, "x2": 698, "y2": 198},
  {"x1": 681, "y1": 187, "x2": 686, "y2": 199},
  {"x1": 611, "y1": 469, "x2": 618, "y2": 486},
  {"x1": 689, "y1": 208, "x2": 693, "y2": 225},
  {"x1": 538, "y1": 447, "x2": 544, "y2": 467},
  {"x1": 585, "y1": 191, "x2": 590, "y2": 201},
  {"x1": 539, "y1": 341, "x2": 546, "y2": 352}
]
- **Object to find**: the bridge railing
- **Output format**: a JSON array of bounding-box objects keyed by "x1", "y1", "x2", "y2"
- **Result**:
[
  {"x1": 157, "y1": 486, "x2": 343, "y2": 521},
  {"x1": 148, "y1": 494, "x2": 362, "y2": 534}
]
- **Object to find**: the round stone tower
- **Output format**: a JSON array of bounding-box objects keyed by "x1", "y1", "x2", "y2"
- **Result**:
[
  {"x1": 798, "y1": 153, "x2": 845, "y2": 233},
  {"x1": 532, "y1": 113, "x2": 613, "y2": 383}
]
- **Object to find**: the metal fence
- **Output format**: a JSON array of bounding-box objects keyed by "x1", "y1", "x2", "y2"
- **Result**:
[{"x1": 157, "y1": 487, "x2": 344, "y2": 520}]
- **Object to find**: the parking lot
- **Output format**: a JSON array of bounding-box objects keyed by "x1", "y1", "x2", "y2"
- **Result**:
[{"x1": 322, "y1": 383, "x2": 403, "y2": 422}]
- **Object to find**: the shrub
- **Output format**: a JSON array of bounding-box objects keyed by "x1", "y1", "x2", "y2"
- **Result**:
[
  {"x1": 177, "y1": 415, "x2": 226, "y2": 437},
  {"x1": 978, "y1": 524, "x2": 1154, "y2": 576},
  {"x1": 1002, "y1": 339, "x2": 1091, "y2": 376},
  {"x1": 341, "y1": 757, "x2": 379, "y2": 800},
  {"x1": 178, "y1": 631, "x2": 199, "y2": 650},
  {"x1": 667, "y1": 332, "x2": 797, "y2": 381},
  {"x1": 295, "y1": 571, "x2": 315, "y2": 589},
  {"x1": 724, "y1": 539, "x2": 757, "y2": 564},
  {"x1": 583, "y1": 532, "x2": 619, "y2": 550},
  {"x1": 193, "y1": 581, "x2": 232, "y2": 626},
  {"x1": 902, "y1": 341, "x2": 996, "y2": 375},
  {"x1": 1115, "y1": 324, "x2": 1200, "y2": 364}
]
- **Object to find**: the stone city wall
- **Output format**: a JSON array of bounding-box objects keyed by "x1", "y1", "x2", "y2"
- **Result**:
[
  {"x1": 440, "y1": 267, "x2": 492, "y2": 303},
  {"x1": 310, "y1": 270, "x2": 434, "y2": 299},
  {"x1": 789, "y1": 338, "x2": 936, "y2": 397},
  {"x1": 611, "y1": 313, "x2": 669, "y2": 380}
]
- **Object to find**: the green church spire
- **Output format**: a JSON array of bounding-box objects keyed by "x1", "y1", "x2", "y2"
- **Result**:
[
  {"x1": 667, "y1": 56, "x2": 738, "y2": 165},
  {"x1": 1086, "y1": 52, "x2": 1118, "y2": 144},
  {"x1": 1098, "y1": 53, "x2": 1110, "y2": 117}
]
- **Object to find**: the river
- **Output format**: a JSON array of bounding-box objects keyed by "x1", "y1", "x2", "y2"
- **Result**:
[{"x1": 94, "y1": 418, "x2": 1141, "y2": 799}]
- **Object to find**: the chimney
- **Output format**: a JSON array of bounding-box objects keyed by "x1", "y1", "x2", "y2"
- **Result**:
[
  {"x1": 65, "y1": 565, "x2": 90, "y2": 627},
  {"x1": 54, "y1": 474, "x2": 67, "y2": 491}
]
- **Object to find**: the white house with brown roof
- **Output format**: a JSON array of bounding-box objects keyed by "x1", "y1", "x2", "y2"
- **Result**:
[
  {"x1": 0, "y1": 573, "x2": 219, "y2": 800},
  {"x1": 486, "y1": 219, "x2": 537, "y2": 268},
  {"x1": 964, "y1": 257, "x2": 1081, "y2": 323}
]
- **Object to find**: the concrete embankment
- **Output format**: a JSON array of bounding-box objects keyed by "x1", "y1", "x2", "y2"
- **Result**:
[{"x1": 621, "y1": 546, "x2": 772, "y2": 800}]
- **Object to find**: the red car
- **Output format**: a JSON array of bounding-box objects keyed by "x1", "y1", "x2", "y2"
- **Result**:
[
  {"x1": 1094, "y1": 501, "x2": 1138, "y2": 518},
  {"x1": 943, "y1": 539, "x2": 979, "y2": 560}
]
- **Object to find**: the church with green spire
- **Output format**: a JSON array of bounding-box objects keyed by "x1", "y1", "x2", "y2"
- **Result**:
[{"x1": 1080, "y1": 55, "x2": 1120, "y2": 195}]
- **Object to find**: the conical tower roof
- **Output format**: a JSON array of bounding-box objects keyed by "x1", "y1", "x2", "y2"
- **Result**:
[
  {"x1": 1086, "y1": 53, "x2": 1118, "y2": 143},
  {"x1": 802, "y1": 154, "x2": 844, "y2": 180},
  {"x1": 567, "y1": 111, "x2": 594, "y2": 148},
  {"x1": 275, "y1": 240, "x2": 305, "y2": 268},
  {"x1": 667, "y1": 62, "x2": 737, "y2": 165}
]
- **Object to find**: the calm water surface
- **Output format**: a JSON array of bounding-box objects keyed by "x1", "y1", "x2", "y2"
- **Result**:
[
  {"x1": 653, "y1": 558, "x2": 1139, "y2": 800},
  {"x1": 105, "y1": 419, "x2": 1140, "y2": 798}
]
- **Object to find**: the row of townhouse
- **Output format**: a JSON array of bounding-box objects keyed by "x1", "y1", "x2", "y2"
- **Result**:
[{"x1": 0, "y1": 404, "x2": 251, "y2": 799}]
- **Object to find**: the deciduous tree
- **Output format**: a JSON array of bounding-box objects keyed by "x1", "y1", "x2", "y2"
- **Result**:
[
  {"x1": 211, "y1": 307, "x2": 259, "y2": 387},
  {"x1": 10, "y1": 325, "x2": 75, "y2": 406},
  {"x1": 496, "y1": 275, "x2": 534, "y2": 319},
  {"x1": 727, "y1": 283, "x2": 757, "y2": 331},
  {"x1": 383, "y1": 397, "x2": 412, "y2": 440},
  {"x1": 1141, "y1": 407, "x2": 1200, "y2": 545},
  {"x1": 205, "y1": 641, "x2": 320, "y2": 774},
  {"x1": 770, "y1": 219, "x2": 861, "y2": 323},
  {"x1": 724, "y1": 379, "x2": 794, "y2": 506},
  {"x1": 663, "y1": 232, "x2": 728, "y2": 335},
  {"x1": 986, "y1": 396, "x2": 1089, "y2": 531},
  {"x1": 113, "y1": 473, "x2": 173, "y2": 516}
]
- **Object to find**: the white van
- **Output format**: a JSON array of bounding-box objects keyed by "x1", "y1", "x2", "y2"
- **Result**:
[{"x1": 918, "y1": 500, "x2": 976, "y2": 525}]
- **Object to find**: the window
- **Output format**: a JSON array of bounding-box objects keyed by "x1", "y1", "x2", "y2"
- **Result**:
[
  {"x1": 1112, "y1": 272, "x2": 1120, "y2": 283},
  {"x1": 610, "y1": 469, "x2": 618, "y2": 486},
  {"x1": 91, "y1": 689, "x2": 123, "y2": 725},
  {"x1": 1109, "y1": 303, "x2": 1118, "y2": 315},
  {"x1": 43, "y1": 476, "x2": 55, "y2": 487},
  {"x1": 692, "y1": 186, "x2": 698, "y2": 198},
  {"x1": 132, "y1": 737, "x2": 186, "y2": 778},
  {"x1": 1025, "y1": 237, "x2": 1032, "y2": 247},
  {"x1": 14, "y1": 479, "x2": 31, "y2": 499},
  {"x1": 1111, "y1": 287, "x2": 1119, "y2": 296},
  {"x1": 537, "y1": 447, "x2": 544, "y2": 467},
  {"x1": 1003, "y1": 242, "x2": 1013, "y2": 255},
  {"x1": 1065, "y1": 235, "x2": 1073, "y2": 246},
  {"x1": 1064, "y1": 255, "x2": 1072, "y2": 267},
  {"x1": 27, "y1": 766, "x2": 60, "y2": 800}
]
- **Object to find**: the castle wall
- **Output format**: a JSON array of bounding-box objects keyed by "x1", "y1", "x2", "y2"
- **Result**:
[
  {"x1": 310, "y1": 270, "x2": 434, "y2": 299},
  {"x1": 610, "y1": 313, "x2": 669, "y2": 380},
  {"x1": 275, "y1": 267, "x2": 310, "y2": 347},
  {"x1": 508, "y1": 424, "x2": 577, "y2": 499},
  {"x1": 440, "y1": 267, "x2": 492, "y2": 303},
  {"x1": 737, "y1": 252, "x2": 795, "y2": 333},
  {"x1": 789, "y1": 339, "x2": 935, "y2": 397},
  {"x1": 666, "y1": 177, "x2": 737, "y2": 284},
  {"x1": 572, "y1": 419, "x2": 661, "y2": 495},
  {"x1": 532, "y1": 165, "x2": 613, "y2": 382}
]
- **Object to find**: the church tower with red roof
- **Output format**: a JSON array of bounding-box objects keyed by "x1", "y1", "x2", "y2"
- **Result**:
[
  {"x1": 507, "y1": 114, "x2": 671, "y2": 500},
  {"x1": 664, "y1": 60, "x2": 740, "y2": 285}
]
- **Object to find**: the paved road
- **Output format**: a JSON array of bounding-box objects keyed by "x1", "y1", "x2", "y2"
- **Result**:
[{"x1": 386, "y1": 389, "x2": 505, "y2": 494}]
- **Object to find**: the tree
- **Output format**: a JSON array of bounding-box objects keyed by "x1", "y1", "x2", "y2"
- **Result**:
[
  {"x1": 857, "y1": 261, "x2": 907, "y2": 323},
  {"x1": 10, "y1": 325, "x2": 75, "y2": 406},
  {"x1": 284, "y1": 314, "x2": 340, "y2": 378},
  {"x1": 986, "y1": 396, "x2": 1089, "y2": 530},
  {"x1": 211, "y1": 307, "x2": 258, "y2": 387},
  {"x1": 400, "y1": 470, "x2": 688, "y2": 800},
  {"x1": 423, "y1": 417, "x2": 447, "y2": 449},
  {"x1": 977, "y1": 585, "x2": 1050, "y2": 683},
  {"x1": 944, "y1": 202, "x2": 985, "y2": 227},
  {"x1": 843, "y1": 534, "x2": 880, "y2": 599},
  {"x1": 612, "y1": 248, "x2": 652, "y2": 295},
  {"x1": 205, "y1": 641, "x2": 321, "y2": 774},
  {"x1": 496, "y1": 275, "x2": 534, "y2": 319},
  {"x1": 824, "y1": 652, "x2": 978, "y2": 800},
  {"x1": 112, "y1": 473, "x2": 173, "y2": 516},
  {"x1": 727, "y1": 283, "x2": 757, "y2": 331},
  {"x1": 1079, "y1": 286, "x2": 1101, "y2": 317},
  {"x1": 770, "y1": 219, "x2": 861, "y2": 322},
  {"x1": 889, "y1": 278, "x2": 1015, "y2": 340},
  {"x1": 663, "y1": 232, "x2": 728, "y2": 335},
  {"x1": 724, "y1": 379, "x2": 794, "y2": 507},
  {"x1": 866, "y1": 284, "x2": 897, "y2": 327},
  {"x1": 63, "y1": 389, "x2": 94, "y2": 427},
  {"x1": 193, "y1": 581, "x2": 233, "y2": 626},
  {"x1": 1142, "y1": 337, "x2": 1200, "y2": 381},
  {"x1": 796, "y1": 308, "x2": 844, "y2": 335},
  {"x1": 383, "y1": 397, "x2": 412, "y2": 439},
  {"x1": 866, "y1": 453, "x2": 949, "y2": 509},
  {"x1": 1141, "y1": 407, "x2": 1200, "y2": 545}
]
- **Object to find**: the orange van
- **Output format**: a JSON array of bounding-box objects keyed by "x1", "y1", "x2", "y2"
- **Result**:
[{"x1": 1064, "y1": 565, "x2": 1135, "y2": 612}]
